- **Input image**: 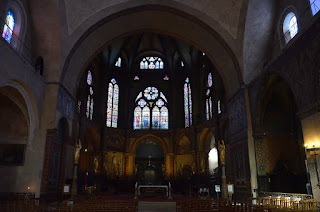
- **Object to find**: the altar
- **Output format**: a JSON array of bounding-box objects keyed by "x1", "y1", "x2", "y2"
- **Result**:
[{"x1": 138, "y1": 185, "x2": 168, "y2": 197}]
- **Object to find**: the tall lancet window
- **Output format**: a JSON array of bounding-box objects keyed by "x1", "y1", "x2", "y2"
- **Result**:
[
  {"x1": 106, "y1": 78, "x2": 119, "y2": 128},
  {"x1": 206, "y1": 73, "x2": 213, "y2": 120},
  {"x1": 86, "y1": 70, "x2": 94, "y2": 120},
  {"x1": 115, "y1": 57, "x2": 121, "y2": 67},
  {"x1": 2, "y1": 9, "x2": 15, "y2": 43},
  {"x1": 134, "y1": 87, "x2": 168, "y2": 130},
  {"x1": 184, "y1": 78, "x2": 192, "y2": 127}
]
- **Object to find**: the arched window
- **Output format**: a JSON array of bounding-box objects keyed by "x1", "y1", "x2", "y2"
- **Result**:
[
  {"x1": 2, "y1": 9, "x2": 15, "y2": 43},
  {"x1": 184, "y1": 78, "x2": 192, "y2": 127},
  {"x1": 134, "y1": 87, "x2": 168, "y2": 130},
  {"x1": 309, "y1": 0, "x2": 320, "y2": 16},
  {"x1": 86, "y1": 71, "x2": 94, "y2": 120},
  {"x1": 115, "y1": 57, "x2": 121, "y2": 67},
  {"x1": 140, "y1": 57, "x2": 164, "y2": 69},
  {"x1": 206, "y1": 73, "x2": 213, "y2": 120},
  {"x1": 283, "y1": 12, "x2": 298, "y2": 44},
  {"x1": 208, "y1": 148, "x2": 218, "y2": 174},
  {"x1": 106, "y1": 78, "x2": 119, "y2": 128}
]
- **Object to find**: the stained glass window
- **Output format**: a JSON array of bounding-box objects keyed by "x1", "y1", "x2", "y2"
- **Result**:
[
  {"x1": 144, "y1": 87, "x2": 159, "y2": 100},
  {"x1": 209, "y1": 97, "x2": 213, "y2": 118},
  {"x1": 218, "y1": 100, "x2": 221, "y2": 114},
  {"x1": 2, "y1": 10, "x2": 15, "y2": 43},
  {"x1": 140, "y1": 57, "x2": 164, "y2": 69},
  {"x1": 152, "y1": 107, "x2": 160, "y2": 129},
  {"x1": 206, "y1": 99, "x2": 209, "y2": 120},
  {"x1": 142, "y1": 107, "x2": 150, "y2": 129},
  {"x1": 184, "y1": 78, "x2": 192, "y2": 127},
  {"x1": 106, "y1": 78, "x2": 119, "y2": 128},
  {"x1": 208, "y1": 73, "x2": 213, "y2": 87},
  {"x1": 87, "y1": 71, "x2": 92, "y2": 85},
  {"x1": 134, "y1": 76, "x2": 139, "y2": 80},
  {"x1": 134, "y1": 87, "x2": 168, "y2": 130},
  {"x1": 163, "y1": 75, "x2": 169, "y2": 80},
  {"x1": 289, "y1": 16, "x2": 298, "y2": 39},
  {"x1": 134, "y1": 107, "x2": 142, "y2": 129},
  {"x1": 310, "y1": 0, "x2": 320, "y2": 15},
  {"x1": 115, "y1": 57, "x2": 121, "y2": 67},
  {"x1": 85, "y1": 70, "x2": 94, "y2": 120},
  {"x1": 181, "y1": 61, "x2": 184, "y2": 67},
  {"x1": 283, "y1": 12, "x2": 298, "y2": 43},
  {"x1": 205, "y1": 72, "x2": 214, "y2": 120}
]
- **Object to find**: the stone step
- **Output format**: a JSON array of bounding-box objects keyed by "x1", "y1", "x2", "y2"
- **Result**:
[{"x1": 138, "y1": 201, "x2": 176, "y2": 212}]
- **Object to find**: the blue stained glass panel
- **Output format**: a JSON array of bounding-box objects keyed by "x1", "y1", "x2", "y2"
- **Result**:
[{"x1": 2, "y1": 10, "x2": 15, "y2": 43}]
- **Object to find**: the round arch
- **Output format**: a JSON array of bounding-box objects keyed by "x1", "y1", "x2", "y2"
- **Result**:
[
  {"x1": 83, "y1": 127, "x2": 100, "y2": 152},
  {"x1": 61, "y1": 6, "x2": 242, "y2": 100},
  {"x1": 0, "y1": 80, "x2": 39, "y2": 145},
  {"x1": 130, "y1": 134, "x2": 168, "y2": 154}
]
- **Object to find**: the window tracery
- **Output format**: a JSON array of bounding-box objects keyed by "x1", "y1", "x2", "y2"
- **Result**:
[
  {"x1": 134, "y1": 87, "x2": 168, "y2": 130},
  {"x1": 140, "y1": 57, "x2": 164, "y2": 69},
  {"x1": 184, "y1": 78, "x2": 192, "y2": 127},
  {"x1": 106, "y1": 78, "x2": 119, "y2": 128}
]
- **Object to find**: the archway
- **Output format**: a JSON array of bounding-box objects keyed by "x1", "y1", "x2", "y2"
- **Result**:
[
  {"x1": 255, "y1": 74, "x2": 307, "y2": 193},
  {"x1": 135, "y1": 137, "x2": 164, "y2": 185}
]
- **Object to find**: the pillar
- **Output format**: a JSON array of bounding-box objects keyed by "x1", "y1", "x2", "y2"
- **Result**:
[
  {"x1": 301, "y1": 112, "x2": 320, "y2": 200},
  {"x1": 244, "y1": 87, "x2": 258, "y2": 198},
  {"x1": 125, "y1": 153, "x2": 135, "y2": 177}
]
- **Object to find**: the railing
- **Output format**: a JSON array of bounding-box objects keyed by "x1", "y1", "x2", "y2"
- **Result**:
[
  {"x1": 247, "y1": 197, "x2": 320, "y2": 211},
  {"x1": 258, "y1": 191, "x2": 313, "y2": 200}
]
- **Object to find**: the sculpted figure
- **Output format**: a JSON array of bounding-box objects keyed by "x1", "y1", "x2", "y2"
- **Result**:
[
  {"x1": 200, "y1": 158, "x2": 205, "y2": 173},
  {"x1": 74, "y1": 139, "x2": 82, "y2": 164},
  {"x1": 218, "y1": 140, "x2": 226, "y2": 165}
]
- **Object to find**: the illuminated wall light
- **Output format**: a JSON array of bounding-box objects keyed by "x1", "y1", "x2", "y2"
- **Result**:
[
  {"x1": 85, "y1": 149, "x2": 88, "y2": 152},
  {"x1": 27, "y1": 186, "x2": 30, "y2": 190}
]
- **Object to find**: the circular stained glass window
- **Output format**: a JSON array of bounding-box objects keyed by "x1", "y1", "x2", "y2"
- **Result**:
[{"x1": 144, "y1": 87, "x2": 159, "y2": 100}]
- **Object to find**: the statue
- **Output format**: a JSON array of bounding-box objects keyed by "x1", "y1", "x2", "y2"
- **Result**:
[
  {"x1": 218, "y1": 140, "x2": 226, "y2": 165},
  {"x1": 93, "y1": 155, "x2": 99, "y2": 173},
  {"x1": 135, "y1": 164, "x2": 138, "y2": 176},
  {"x1": 200, "y1": 158, "x2": 205, "y2": 173},
  {"x1": 74, "y1": 139, "x2": 82, "y2": 164},
  {"x1": 192, "y1": 162, "x2": 195, "y2": 174},
  {"x1": 162, "y1": 164, "x2": 166, "y2": 175}
]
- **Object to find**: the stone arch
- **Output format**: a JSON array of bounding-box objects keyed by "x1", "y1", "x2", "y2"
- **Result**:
[
  {"x1": 61, "y1": 5, "x2": 242, "y2": 99},
  {"x1": 254, "y1": 73, "x2": 307, "y2": 193},
  {"x1": 0, "y1": 80, "x2": 39, "y2": 145},
  {"x1": 254, "y1": 73, "x2": 298, "y2": 131},
  {"x1": 83, "y1": 127, "x2": 100, "y2": 152},
  {"x1": 104, "y1": 133, "x2": 124, "y2": 152},
  {"x1": 175, "y1": 134, "x2": 192, "y2": 155},
  {"x1": 199, "y1": 128, "x2": 214, "y2": 153},
  {"x1": 130, "y1": 134, "x2": 168, "y2": 154}
]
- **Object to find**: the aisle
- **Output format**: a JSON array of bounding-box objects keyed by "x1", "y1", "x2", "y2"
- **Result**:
[{"x1": 138, "y1": 201, "x2": 176, "y2": 212}]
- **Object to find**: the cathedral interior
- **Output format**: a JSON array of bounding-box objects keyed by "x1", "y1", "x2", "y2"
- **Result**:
[{"x1": 1, "y1": 0, "x2": 320, "y2": 210}]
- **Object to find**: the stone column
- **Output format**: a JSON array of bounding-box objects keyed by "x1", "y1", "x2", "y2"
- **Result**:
[
  {"x1": 244, "y1": 87, "x2": 258, "y2": 198},
  {"x1": 166, "y1": 153, "x2": 174, "y2": 178},
  {"x1": 301, "y1": 112, "x2": 320, "y2": 201},
  {"x1": 125, "y1": 153, "x2": 135, "y2": 177}
]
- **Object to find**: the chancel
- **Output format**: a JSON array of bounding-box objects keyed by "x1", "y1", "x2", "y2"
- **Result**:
[{"x1": 1, "y1": 0, "x2": 320, "y2": 211}]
